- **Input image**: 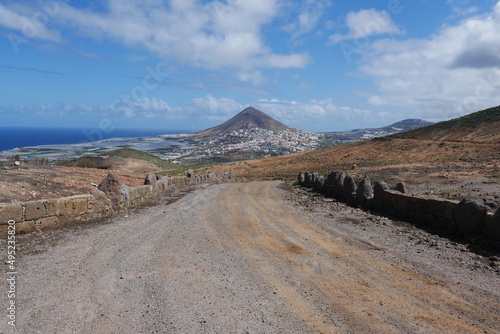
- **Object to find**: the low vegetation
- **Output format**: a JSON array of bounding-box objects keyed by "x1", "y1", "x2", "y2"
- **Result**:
[
  {"x1": 56, "y1": 156, "x2": 99, "y2": 168},
  {"x1": 104, "y1": 148, "x2": 184, "y2": 174}
]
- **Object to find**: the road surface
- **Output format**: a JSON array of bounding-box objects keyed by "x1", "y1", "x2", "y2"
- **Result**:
[{"x1": 2, "y1": 181, "x2": 499, "y2": 333}]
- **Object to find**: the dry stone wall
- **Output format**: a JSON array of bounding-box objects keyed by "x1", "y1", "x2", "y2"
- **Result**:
[
  {"x1": 297, "y1": 171, "x2": 500, "y2": 241},
  {"x1": 0, "y1": 170, "x2": 236, "y2": 235}
]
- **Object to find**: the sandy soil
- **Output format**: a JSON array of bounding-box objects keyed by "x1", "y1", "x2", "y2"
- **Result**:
[{"x1": 1, "y1": 181, "x2": 498, "y2": 333}]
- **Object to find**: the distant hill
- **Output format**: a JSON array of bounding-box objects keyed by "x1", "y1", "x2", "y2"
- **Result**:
[
  {"x1": 381, "y1": 119, "x2": 434, "y2": 132},
  {"x1": 352, "y1": 119, "x2": 433, "y2": 133},
  {"x1": 392, "y1": 106, "x2": 500, "y2": 143},
  {"x1": 322, "y1": 118, "x2": 433, "y2": 145},
  {"x1": 194, "y1": 107, "x2": 290, "y2": 138},
  {"x1": 210, "y1": 106, "x2": 500, "y2": 180}
]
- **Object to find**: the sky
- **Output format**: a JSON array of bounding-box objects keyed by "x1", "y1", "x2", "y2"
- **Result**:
[{"x1": 0, "y1": 0, "x2": 499, "y2": 133}]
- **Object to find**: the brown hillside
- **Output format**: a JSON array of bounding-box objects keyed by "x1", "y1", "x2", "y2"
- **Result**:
[
  {"x1": 213, "y1": 106, "x2": 500, "y2": 180},
  {"x1": 392, "y1": 105, "x2": 500, "y2": 143}
]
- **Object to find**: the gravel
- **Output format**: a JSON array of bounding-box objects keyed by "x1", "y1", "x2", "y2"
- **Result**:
[{"x1": 1, "y1": 181, "x2": 498, "y2": 333}]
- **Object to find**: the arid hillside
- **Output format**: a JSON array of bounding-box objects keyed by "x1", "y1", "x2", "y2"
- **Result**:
[
  {"x1": 212, "y1": 106, "x2": 500, "y2": 180},
  {"x1": 392, "y1": 106, "x2": 500, "y2": 143}
]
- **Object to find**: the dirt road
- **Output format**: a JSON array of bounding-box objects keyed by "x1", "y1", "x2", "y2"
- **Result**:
[{"x1": 2, "y1": 181, "x2": 499, "y2": 333}]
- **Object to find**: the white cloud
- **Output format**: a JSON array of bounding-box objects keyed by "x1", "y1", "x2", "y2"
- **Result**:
[
  {"x1": 284, "y1": 0, "x2": 331, "y2": 39},
  {"x1": 189, "y1": 95, "x2": 242, "y2": 120},
  {"x1": 237, "y1": 71, "x2": 268, "y2": 86},
  {"x1": 358, "y1": 1, "x2": 500, "y2": 119},
  {"x1": 450, "y1": 6, "x2": 479, "y2": 19},
  {"x1": 368, "y1": 95, "x2": 388, "y2": 106},
  {"x1": 22, "y1": 95, "x2": 386, "y2": 131},
  {"x1": 329, "y1": 9, "x2": 402, "y2": 44},
  {"x1": 24, "y1": 0, "x2": 308, "y2": 73},
  {"x1": 253, "y1": 98, "x2": 376, "y2": 125},
  {"x1": 0, "y1": 3, "x2": 61, "y2": 42}
]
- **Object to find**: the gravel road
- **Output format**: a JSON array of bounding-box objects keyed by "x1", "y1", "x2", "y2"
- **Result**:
[{"x1": 2, "y1": 181, "x2": 499, "y2": 333}]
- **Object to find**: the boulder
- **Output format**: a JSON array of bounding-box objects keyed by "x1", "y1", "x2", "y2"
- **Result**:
[
  {"x1": 325, "y1": 172, "x2": 339, "y2": 197},
  {"x1": 333, "y1": 171, "x2": 346, "y2": 200},
  {"x1": 487, "y1": 209, "x2": 500, "y2": 241},
  {"x1": 314, "y1": 176, "x2": 326, "y2": 194},
  {"x1": 454, "y1": 199, "x2": 489, "y2": 235},
  {"x1": 144, "y1": 174, "x2": 157, "y2": 186},
  {"x1": 297, "y1": 172, "x2": 306, "y2": 186},
  {"x1": 186, "y1": 169, "x2": 194, "y2": 178},
  {"x1": 373, "y1": 181, "x2": 390, "y2": 211},
  {"x1": 303, "y1": 172, "x2": 310, "y2": 187},
  {"x1": 305, "y1": 172, "x2": 318, "y2": 188},
  {"x1": 342, "y1": 175, "x2": 357, "y2": 205},
  {"x1": 98, "y1": 173, "x2": 123, "y2": 211},
  {"x1": 395, "y1": 182, "x2": 410, "y2": 194},
  {"x1": 356, "y1": 177, "x2": 374, "y2": 209},
  {"x1": 308, "y1": 172, "x2": 318, "y2": 188}
]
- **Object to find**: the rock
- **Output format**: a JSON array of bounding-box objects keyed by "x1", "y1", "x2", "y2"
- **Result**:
[
  {"x1": 484, "y1": 197, "x2": 500, "y2": 211},
  {"x1": 121, "y1": 184, "x2": 130, "y2": 208},
  {"x1": 298, "y1": 172, "x2": 306, "y2": 186},
  {"x1": 307, "y1": 172, "x2": 315, "y2": 188},
  {"x1": 90, "y1": 189, "x2": 113, "y2": 216},
  {"x1": 373, "y1": 181, "x2": 390, "y2": 211},
  {"x1": 144, "y1": 174, "x2": 157, "y2": 186},
  {"x1": 323, "y1": 173, "x2": 333, "y2": 197},
  {"x1": 356, "y1": 177, "x2": 374, "y2": 209},
  {"x1": 314, "y1": 176, "x2": 326, "y2": 194},
  {"x1": 305, "y1": 172, "x2": 318, "y2": 189},
  {"x1": 343, "y1": 175, "x2": 357, "y2": 205},
  {"x1": 186, "y1": 169, "x2": 194, "y2": 178},
  {"x1": 333, "y1": 171, "x2": 346, "y2": 200},
  {"x1": 220, "y1": 172, "x2": 231, "y2": 183},
  {"x1": 454, "y1": 199, "x2": 489, "y2": 235},
  {"x1": 303, "y1": 172, "x2": 308, "y2": 186},
  {"x1": 207, "y1": 172, "x2": 215, "y2": 183},
  {"x1": 324, "y1": 171, "x2": 339, "y2": 197},
  {"x1": 98, "y1": 173, "x2": 123, "y2": 211},
  {"x1": 395, "y1": 182, "x2": 410, "y2": 194},
  {"x1": 156, "y1": 175, "x2": 169, "y2": 191},
  {"x1": 486, "y1": 209, "x2": 500, "y2": 241}
]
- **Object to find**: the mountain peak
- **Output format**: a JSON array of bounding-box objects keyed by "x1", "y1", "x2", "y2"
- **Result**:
[{"x1": 194, "y1": 107, "x2": 290, "y2": 137}]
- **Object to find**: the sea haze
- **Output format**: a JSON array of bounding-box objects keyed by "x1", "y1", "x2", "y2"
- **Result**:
[{"x1": 0, "y1": 127, "x2": 188, "y2": 152}]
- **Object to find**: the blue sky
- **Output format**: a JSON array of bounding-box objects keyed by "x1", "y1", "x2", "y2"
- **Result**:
[{"x1": 0, "y1": 0, "x2": 499, "y2": 133}]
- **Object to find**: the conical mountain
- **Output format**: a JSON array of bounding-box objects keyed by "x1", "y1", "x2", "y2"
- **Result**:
[{"x1": 195, "y1": 107, "x2": 291, "y2": 137}]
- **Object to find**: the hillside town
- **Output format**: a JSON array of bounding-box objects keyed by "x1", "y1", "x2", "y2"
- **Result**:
[
  {"x1": 156, "y1": 127, "x2": 324, "y2": 162},
  {"x1": 194, "y1": 127, "x2": 322, "y2": 156}
]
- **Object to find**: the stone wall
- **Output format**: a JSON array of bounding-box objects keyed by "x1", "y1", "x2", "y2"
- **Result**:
[
  {"x1": 297, "y1": 171, "x2": 500, "y2": 241},
  {"x1": 0, "y1": 170, "x2": 236, "y2": 235}
]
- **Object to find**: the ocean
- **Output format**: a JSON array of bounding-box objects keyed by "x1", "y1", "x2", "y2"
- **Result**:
[{"x1": 0, "y1": 127, "x2": 187, "y2": 152}]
